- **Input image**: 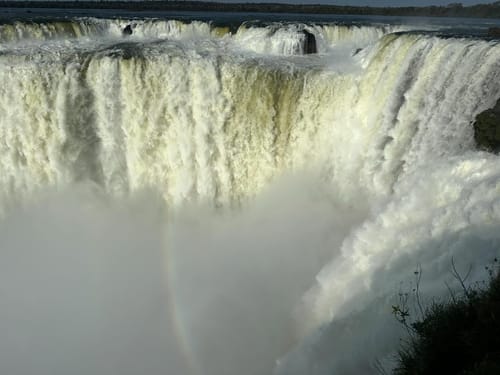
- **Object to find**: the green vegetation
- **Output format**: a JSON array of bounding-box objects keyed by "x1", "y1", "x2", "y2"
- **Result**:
[
  {"x1": 2, "y1": 1, "x2": 500, "y2": 19},
  {"x1": 392, "y1": 262, "x2": 500, "y2": 375}
]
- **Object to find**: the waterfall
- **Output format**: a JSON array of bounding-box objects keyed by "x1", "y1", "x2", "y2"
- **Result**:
[{"x1": 0, "y1": 16, "x2": 499, "y2": 375}]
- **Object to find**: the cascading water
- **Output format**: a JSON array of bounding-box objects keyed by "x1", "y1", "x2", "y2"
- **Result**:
[{"x1": 0, "y1": 14, "x2": 499, "y2": 375}]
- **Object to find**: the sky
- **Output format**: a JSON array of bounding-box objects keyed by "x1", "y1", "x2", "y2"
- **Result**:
[{"x1": 209, "y1": 0, "x2": 497, "y2": 6}]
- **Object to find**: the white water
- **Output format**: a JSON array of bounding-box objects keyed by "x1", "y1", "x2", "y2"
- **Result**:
[
  {"x1": 0, "y1": 18, "x2": 408, "y2": 55},
  {"x1": 0, "y1": 17, "x2": 499, "y2": 375}
]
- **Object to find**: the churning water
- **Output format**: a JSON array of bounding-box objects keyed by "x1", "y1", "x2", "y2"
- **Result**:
[{"x1": 0, "y1": 10, "x2": 500, "y2": 375}]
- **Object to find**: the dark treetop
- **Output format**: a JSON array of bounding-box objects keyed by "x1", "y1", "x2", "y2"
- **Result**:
[{"x1": 1, "y1": 1, "x2": 500, "y2": 18}]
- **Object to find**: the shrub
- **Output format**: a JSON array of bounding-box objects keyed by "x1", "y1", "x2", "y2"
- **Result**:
[{"x1": 393, "y1": 266, "x2": 500, "y2": 375}]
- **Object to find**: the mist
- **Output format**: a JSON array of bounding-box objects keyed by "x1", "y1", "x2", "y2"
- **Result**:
[
  {"x1": 0, "y1": 187, "x2": 188, "y2": 375},
  {"x1": 0, "y1": 175, "x2": 366, "y2": 375}
]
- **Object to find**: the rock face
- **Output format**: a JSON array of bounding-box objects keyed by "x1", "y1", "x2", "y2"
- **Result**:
[
  {"x1": 302, "y1": 30, "x2": 317, "y2": 54},
  {"x1": 473, "y1": 98, "x2": 500, "y2": 153},
  {"x1": 123, "y1": 25, "x2": 133, "y2": 36},
  {"x1": 488, "y1": 27, "x2": 500, "y2": 37}
]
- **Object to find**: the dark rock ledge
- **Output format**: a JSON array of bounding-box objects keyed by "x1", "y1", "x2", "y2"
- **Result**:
[
  {"x1": 302, "y1": 30, "x2": 317, "y2": 54},
  {"x1": 473, "y1": 98, "x2": 500, "y2": 153}
]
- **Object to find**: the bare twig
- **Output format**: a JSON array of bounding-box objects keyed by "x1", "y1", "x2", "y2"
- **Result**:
[
  {"x1": 392, "y1": 289, "x2": 414, "y2": 337},
  {"x1": 450, "y1": 257, "x2": 473, "y2": 299},
  {"x1": 414, "y1": 264, "x2": 425, "y2": 319},
  {"x1": 444, "y1": 281, "x2": 458, "y2": 304}
]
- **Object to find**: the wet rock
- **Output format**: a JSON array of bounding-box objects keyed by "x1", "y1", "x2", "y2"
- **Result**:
[
  {"x1": 353, "y1": 48, "x2": 363, "y2": 56},
  {"x1": 473, "y1": 98, "x2": 500, "y2": 153},
  {"x1": 488, "y1": 27, "x2": 500, "y2": 37},
  {"x1": 123, "y1": 24, "x2": 133, "y2": 36},
  {"x1": 302, "y1": 30, "x2": 317, "y2": 54}
]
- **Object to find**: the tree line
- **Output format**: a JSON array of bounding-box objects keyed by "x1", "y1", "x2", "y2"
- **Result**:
[{"x1": 1, "y1": 1, "x2": 500, "y2": 18}]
